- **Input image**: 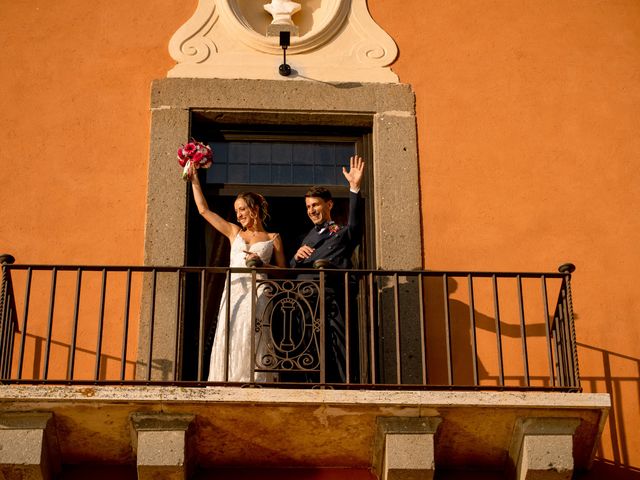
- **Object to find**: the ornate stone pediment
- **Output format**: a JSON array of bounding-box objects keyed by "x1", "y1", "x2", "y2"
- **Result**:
[{"x1": 168, "y1": 0, "x2": 398, "y2": 82}]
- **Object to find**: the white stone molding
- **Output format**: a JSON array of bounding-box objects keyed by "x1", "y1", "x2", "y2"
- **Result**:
[
  {"x1": 350, "y1": 0, "x2": 398, "y2": 68},
  {"x1": 168, "y1": 1, "x2": 219, "y2": 65},
  {"x1": 167, "y1": 0, "x2": 399, "y2": 82}
]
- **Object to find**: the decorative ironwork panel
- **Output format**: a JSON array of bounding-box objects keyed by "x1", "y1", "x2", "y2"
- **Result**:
[{"x1": 255, "y1": 279, "x2": 321, "y2": 374}]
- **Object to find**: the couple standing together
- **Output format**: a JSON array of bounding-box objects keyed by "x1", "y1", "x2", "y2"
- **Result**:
[{"x1": 188, "y1": 155, "x2": 365, "y2": 383}]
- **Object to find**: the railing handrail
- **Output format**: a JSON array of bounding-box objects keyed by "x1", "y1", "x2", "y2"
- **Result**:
[{"x1": 3, "y1": 263, "x2": 568, "y2": 279}]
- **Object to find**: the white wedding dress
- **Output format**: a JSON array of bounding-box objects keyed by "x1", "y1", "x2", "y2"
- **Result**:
[{"x1": 208, "y1": 233, "x2": 274, "y2": 382}]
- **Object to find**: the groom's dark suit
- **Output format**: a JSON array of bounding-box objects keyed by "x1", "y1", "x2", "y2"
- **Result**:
[
  {"x1": 291, "y1": 191, "x2": 362, "y2": 383},
  {"x1": 290, "y1": 191, "x2": 362, "y2": 270}
]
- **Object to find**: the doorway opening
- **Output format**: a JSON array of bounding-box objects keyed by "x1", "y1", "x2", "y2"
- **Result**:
[{"x1": 180, "y1": 118, "x2": 374, "y2": 380}]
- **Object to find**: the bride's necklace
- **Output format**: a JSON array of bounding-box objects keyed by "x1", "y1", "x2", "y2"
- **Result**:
[{"x1": 243, "y1": 228, "x2": 264, "y2": 244}]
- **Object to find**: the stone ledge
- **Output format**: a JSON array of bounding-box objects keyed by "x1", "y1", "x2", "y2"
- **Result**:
[{"x1": 0, "y1": 385, "x2": 612, "y2": 409}]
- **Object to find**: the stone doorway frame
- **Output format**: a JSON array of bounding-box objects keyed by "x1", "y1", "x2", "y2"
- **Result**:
[{"x1": 140, "y1": 78, "x2": 421, "y2": 380}]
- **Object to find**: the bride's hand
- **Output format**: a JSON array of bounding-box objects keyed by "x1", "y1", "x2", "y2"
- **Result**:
[
  {"x1": 188, "y1": 164, "x2": 198, "y2": 182},
  {"x1": 244, "y1": 251, "x2": 264, "y2": 267},
  {"x1": 244, "y1": 252, "x2": 256, "y2": 260},
  {"x1": 244, "y1": 251, "x2": 261, "y2": 262}
]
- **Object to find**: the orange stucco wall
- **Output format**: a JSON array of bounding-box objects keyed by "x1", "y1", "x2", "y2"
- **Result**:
[
  {"x1": 1, "y1": 0, "x2": 639, "y2": 477},
  {"x1": 369, "y1": 1, "x2": 640, "y2": 476},
  {"x1": 0, "y1": 1, "x2": 192, "y2": 264}
]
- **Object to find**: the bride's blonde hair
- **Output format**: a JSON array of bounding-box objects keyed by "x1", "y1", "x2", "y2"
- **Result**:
[{"x1": 237, "y1": 192, "x2": 270, "y2": 226}]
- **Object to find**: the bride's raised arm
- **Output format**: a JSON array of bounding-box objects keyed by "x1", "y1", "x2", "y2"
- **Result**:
[{"x1": 189, "y1": 168, "x2": 240, "y2": 242}]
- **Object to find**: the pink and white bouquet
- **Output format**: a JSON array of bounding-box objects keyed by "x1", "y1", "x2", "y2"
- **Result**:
[{"x1": 177, "y1": 139, "x2": 213, "y2": 180}]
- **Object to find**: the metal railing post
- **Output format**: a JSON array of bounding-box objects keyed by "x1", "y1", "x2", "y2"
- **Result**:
[
  {"x1": 558, "y1": 263, "x2": 580, "y2": 390},
  {"x1": 0, "y1": 254, "x2": 16, "y2": 379}
]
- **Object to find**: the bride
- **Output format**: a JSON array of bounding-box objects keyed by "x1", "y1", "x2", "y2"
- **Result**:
[{"x1": 188, "y1": 165, "x2": 286, "y2": 382}]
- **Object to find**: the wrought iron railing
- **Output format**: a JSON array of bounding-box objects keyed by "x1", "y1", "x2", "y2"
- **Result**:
[{"x1": 0, "y1": 256, "x2": 580, "y2": 391}]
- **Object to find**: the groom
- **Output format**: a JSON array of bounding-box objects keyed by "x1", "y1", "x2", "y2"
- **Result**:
[{"x1": 291, "y1": 155, "x2": 365, "y2": 382}]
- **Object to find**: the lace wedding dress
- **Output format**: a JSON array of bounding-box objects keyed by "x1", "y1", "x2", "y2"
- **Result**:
[{"x1": 208, "y1": 233, "x2": 274, "y2": 382}]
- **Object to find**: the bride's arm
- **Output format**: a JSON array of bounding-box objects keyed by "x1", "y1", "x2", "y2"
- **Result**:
[
  {"x1": 190, "y1": 168, "x2": 239, "y2": 242},
  {"x1": 270, "y1": 233, "x2": 287, "y2": 268}
]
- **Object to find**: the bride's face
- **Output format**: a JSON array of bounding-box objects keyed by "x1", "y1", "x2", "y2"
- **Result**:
[{"x1": 234, "y1": 198, "x2": 257, "y2": 228}]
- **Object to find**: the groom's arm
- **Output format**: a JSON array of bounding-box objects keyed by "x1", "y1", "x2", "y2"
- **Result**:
[
  {"x1": 290, "y1": 232, "x2": 315, "y2": 267},
  {"x1": 345, "y1": 189, "x2": 363, "y2": 242},
  {"x1": 343, "y1": 155, "x2": 365, "y2": 243}
]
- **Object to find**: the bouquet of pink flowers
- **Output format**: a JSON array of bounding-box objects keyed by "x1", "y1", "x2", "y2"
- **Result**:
[{"x1": 177, "y1": 139, "x2": 213, "y2": 180}]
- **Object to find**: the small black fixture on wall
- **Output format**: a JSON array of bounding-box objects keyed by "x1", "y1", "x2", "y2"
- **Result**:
[{"x1": 279, "y1": 31, "x2": 292, "y2": 76}]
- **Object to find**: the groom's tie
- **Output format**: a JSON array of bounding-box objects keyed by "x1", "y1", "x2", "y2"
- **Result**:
[{"x1": 315, "y1": 222, "x2": 328, "y2": 233}]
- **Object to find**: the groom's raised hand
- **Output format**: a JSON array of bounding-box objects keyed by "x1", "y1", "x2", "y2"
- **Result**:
[{"x1": 342, "y1": 155, "x2": 365, "y2": 191}]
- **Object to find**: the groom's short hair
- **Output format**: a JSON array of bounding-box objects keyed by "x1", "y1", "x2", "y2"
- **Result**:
[{"x1": 305, "y1": 186, "x2": 332, "y2": 202}]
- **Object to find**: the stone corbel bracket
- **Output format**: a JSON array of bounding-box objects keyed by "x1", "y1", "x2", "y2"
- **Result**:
[
  {"x1": 130, "y1": 412, "x2": 196, "y2": 480},
  {"x1": 372, "y1": 416, "x2": 443, "y2": 480},
  {"x1": 508, "y1": 417, "x2": 581, "y2": 480},
  {"x1": 168, "y1": 0, "x2": 399, "y2": 82},
  {"x1": 0, "y1": 412, "x2": 61, "y2": 480}
]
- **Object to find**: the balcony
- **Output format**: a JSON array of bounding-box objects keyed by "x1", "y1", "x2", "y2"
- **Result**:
[{"x1": 0, "y1": 258, "x2": 610, "y2": 479}]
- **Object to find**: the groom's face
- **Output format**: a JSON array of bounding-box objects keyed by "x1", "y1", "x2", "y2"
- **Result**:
[{"x1": 305, "y1": 196, "x2": 333, "y2": 225}]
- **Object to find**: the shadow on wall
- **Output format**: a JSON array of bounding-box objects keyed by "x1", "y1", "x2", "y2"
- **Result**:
[
  {"x1": 576, "y1": 343, "x2": 640, "y2": 478},
  {"x1": 13, "y1": 333, "x2": 138, "y2": 381},
  {"x1": 422, "y1": 276, "x2": 560, "y2": 387}
]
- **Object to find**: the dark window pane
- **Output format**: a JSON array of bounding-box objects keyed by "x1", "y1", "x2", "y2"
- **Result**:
[
  {"x1": 228, "y1": 164, "x2": 250, "y2": 183},
  {"x1": 207, "y1": 165, "x2": 227, "y2": 183},
  {"x1": 250, "y1": 143, "x2": 271, "y2": 164},
  {"x1": 272, "y1": 143, "x2": 293, "y2": 165},
  {"x1": 250, "y1": 164, "x2": 271, "y2": 183},
  {"x1": 314, "y1": 165, "x2": 335, "y2": 185},
  {"x1": 211, "y1": 142, "x2": 229, "y2": 165},
  {"x1": 229, "y1": 143, "x2": 251, "y2": 164},
  {"x1": 272, "y1": 165, "x2": 292, "y2": 184},
  {"x1": 293, "y1": 165, "x2": 314, "y2": 184},
  {"x1": 293, "y1": 143, "x2": 314, "y2": 165},
  {"x1": 335, "y1": 143, "x2": 355, "y2": 166},
  {"x1": 315, "y1": 144, "x2": 334, "y2": 166}
]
